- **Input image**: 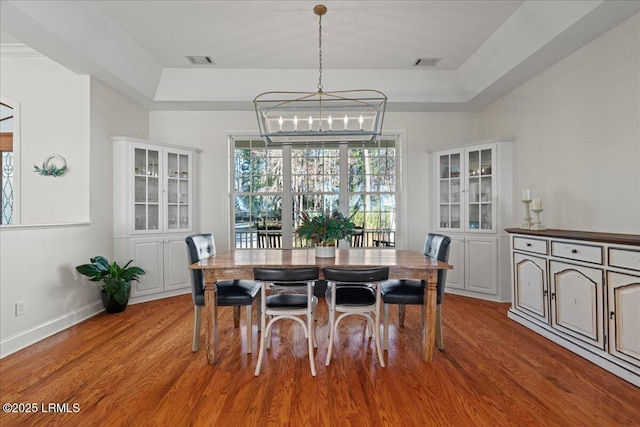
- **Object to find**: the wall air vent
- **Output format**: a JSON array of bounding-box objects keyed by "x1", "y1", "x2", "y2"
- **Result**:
[
  {"x1": 413, "y1": 57, "x2": 441, "y2": 67},
  {"x1": 186, "y1": 56, "x2": 214, "y2": 65}
]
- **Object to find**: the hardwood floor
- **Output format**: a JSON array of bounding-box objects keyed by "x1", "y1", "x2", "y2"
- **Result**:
[{"x1": 1, "y1": 294, "x2": 638, "y2": 426}]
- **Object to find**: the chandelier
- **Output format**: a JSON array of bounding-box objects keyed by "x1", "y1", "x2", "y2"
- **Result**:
[{"x1": 254, "y1": 4, "x2": 387, "y2": 145}]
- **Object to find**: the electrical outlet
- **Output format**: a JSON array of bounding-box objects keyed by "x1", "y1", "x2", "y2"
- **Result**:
[{"x1": 15, "y1": 301, "x2": 25, "y2": 317}]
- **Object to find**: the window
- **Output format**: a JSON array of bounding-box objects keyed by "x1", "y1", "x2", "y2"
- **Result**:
[
  {"x1": 232, "y1": 138, "x2": 397, "y2": 248},
  {"x1": 0, "y1": 100, "x2": 17, "y2": 224}
]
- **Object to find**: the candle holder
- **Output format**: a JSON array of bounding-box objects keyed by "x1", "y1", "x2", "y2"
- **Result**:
[
  {"x1": 521, "y1": 199, "x2": 532, "y2": 229},
  {"x1": 531, "y1": 207, "x2": 546, "y2": 230}
]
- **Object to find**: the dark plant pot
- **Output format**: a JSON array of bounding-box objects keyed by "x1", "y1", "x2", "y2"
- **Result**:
[{"x1": 101, "y1": 290, "x2": 129, "y2": 314}]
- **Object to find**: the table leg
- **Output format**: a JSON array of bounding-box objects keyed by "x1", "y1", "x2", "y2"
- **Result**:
[
  {"x1": 204, "y1": 273, "x2": 218, "y2": 364},
  {"x1": 423, "y1": 270, "x2": 437, "y2": 363}
]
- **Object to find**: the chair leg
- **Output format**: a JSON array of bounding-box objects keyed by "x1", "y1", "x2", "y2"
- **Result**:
[
  {"x1": 398, "y1": 304, "x2": 406, "y2": 327},
  {"x1": 325, "y1": 306, "x2": 335, "y2": 366},
  {"x1": 246, "y1": 304, "x2": 252, "y2": 354},
  {"x1": 383, "y1": 303, "x2": 390, "y2": 350},
  {"x1": 233, "y1": 306, "x2": 241, "y2": 328},
  {"x1": 192, "y1": 305, "x2": 202, "y2": 352},
  {"x1": 435, "y1": 303, "x2": 444, "y2": 350},
  {"x1": 307, "y1": 312, "x2": 317, "y2": 377}
]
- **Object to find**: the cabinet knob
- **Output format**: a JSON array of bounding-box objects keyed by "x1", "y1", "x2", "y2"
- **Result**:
[
  {"x1": 551, "y1": 292, "x2": 556, "y2": 300},
  {"x1": 609, "y1": 311, "x2": 615, "y2": 320},
  {"x1": 526, "y1": 243, "x2": 532, "y2": 247},
  {"x1": 571, "y1": 249, "x2": 578, "y2": 254}
]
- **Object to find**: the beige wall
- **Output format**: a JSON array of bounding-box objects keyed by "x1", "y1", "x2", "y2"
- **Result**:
[{"x1": 478, "y1": 14, "x2": 640, "y2": 234}]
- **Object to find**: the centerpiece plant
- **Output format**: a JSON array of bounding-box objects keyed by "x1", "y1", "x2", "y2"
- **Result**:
[{"x1": 296, "y1": 211, "x2": 356, "y2": 257}]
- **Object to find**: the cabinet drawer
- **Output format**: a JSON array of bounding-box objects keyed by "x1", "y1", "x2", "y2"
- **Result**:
[
  {"x1": 513, "y1": 236, "x2": 547, "y2": 255},
  {"x1": 551, "y1": 241, "x2": 603, "y2": 265},
  {"x1": 609, "y1": 248, "x2": 640, "y2": 272}
]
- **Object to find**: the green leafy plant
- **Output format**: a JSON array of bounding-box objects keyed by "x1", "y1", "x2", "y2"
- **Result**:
[
  {"x1": 76, "y1": 256, "x2": 145, "y2": 304},
  {"x1": 33, "y1": 162, "x2": 67, "y2": 177},
  {"x1": 296, "y1": 211, "x2": 356, "y2": 246}
]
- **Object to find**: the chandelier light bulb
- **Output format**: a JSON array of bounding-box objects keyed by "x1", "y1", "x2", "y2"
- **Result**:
[
  {"x1": 344, "y1": 115, "x2": 349, "y2": 129},
  {"x1": 278, "y1": 116, "x2": 283, "y2": 131},
  {"x1": 359, "y1": 115, "x2": 364, "y2": 130},
  {"x1": 293, "y1": 115, "x2": 298, "y2": 131},
  {"x1": 327, "y1": 115, "x2": 332, "y2": 130},
  {"x1": 308, "y1": 115, "x2": 313, "y2": 129}
]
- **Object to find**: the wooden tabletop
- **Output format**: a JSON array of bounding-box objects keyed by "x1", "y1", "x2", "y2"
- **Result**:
[{"x1": 190, "y1": 248, "x2": 452, "y2": 277}]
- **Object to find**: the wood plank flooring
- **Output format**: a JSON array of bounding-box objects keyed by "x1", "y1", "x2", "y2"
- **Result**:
[{"x1": 1, "y1": 294, "x2": 638, "y2": 426}]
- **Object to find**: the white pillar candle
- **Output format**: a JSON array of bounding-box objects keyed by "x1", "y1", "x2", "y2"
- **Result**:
[
  {"x1": 522, "y1": 189, "x2": 531, "y2": 201},
  {"x1": 532, "y1": 198, "x2": 542, "y2": 210}
]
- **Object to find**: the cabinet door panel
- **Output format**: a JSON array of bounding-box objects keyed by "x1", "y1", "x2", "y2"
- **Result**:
[
  {"x1": 445, "y1": 237, "x2": 464, "y2": 290},
  {"x1": 514, "y1": 253, "x2": 548, "y2": 323},
  {"x1": 465, "y1": 237, "x2": 497, "y2": 295},
  {"x1": 608, "y1": 272, "x2": 640, "y2": 367},
  {"x1": 130, "y1": 239, "x2": 163, "y2": 296},
  {"x1": 164, "y1": 237, "x2": 190, "y2": 291},
  {"x1": 550, "y1": 261, "x2": 604, "y2": 349}
]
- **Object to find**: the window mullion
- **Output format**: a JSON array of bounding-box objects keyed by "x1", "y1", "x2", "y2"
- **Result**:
[
  {"x1": 339, "y1": 143, "x2": 348, "y2": 218},
  {"x1": 281, "y1": 145, "x2": 293, "y2": 248}
]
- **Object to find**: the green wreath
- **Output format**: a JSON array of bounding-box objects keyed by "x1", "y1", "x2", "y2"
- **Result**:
[{"x1": 34, "y1": 154, "x2": 68, "y2": 177}]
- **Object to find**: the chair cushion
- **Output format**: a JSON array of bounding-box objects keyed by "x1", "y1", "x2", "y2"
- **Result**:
[
  {"x1": 192, "y1": 279, "x2": 260, "y2": 307},
  {"x1": 265, "y1": 293, "x2": 310, "y2": 309},
  {"x1": 381, "y1": 279, "x2": 425, "y2": 305},
  {"x1": 328, "y1": 285, "x2": 376, "y2": 306}
]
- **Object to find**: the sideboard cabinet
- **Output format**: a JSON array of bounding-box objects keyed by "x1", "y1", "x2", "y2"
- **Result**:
[
  {"x1": 113, "y1": 136, "x2": 201, "y2": 303},
  {"x1": 431, "y1": 138, "x2": 513, "y2": 302},
  {"x1": 507, "y1": 228, "x2": 640, "y2": 386}
]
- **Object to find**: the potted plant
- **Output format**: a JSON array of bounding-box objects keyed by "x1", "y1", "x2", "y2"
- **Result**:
[
  {"x1": 76, "y1": 256, "x2": 145, "y2": 313},
  {"x1": 296, "y1": 211, "x2": 356, "y2": 257}
]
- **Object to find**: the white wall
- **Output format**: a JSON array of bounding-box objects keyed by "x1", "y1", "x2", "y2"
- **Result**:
[
  {"x1": 0, "y1": 53, "x2": 148, "y2": 356},
  {"x1": 478, "y1": 13, "x2": 640, "y2": 234},
  {"x1": 149, "y1": 110, "x2": 477, "y2": 253},
  {"x1": 0, "y1": 51, "x2": 90, "y2": 224}
]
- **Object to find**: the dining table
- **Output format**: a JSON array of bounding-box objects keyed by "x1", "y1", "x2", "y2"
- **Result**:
[{"x1": 189, "y1": 248, "x2": 452, "y2": 365}]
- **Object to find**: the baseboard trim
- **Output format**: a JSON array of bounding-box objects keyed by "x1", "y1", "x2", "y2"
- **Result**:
[{"x1": 0, "y1": 301, "x2": 104, "y2": 359}]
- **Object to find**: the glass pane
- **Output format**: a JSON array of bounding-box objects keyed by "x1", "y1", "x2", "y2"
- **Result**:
[
  {"x1": 481, "y1": 203, "x2": 492, "y2": 230},
  {"x1": 481, "y1": 177, "x2": 492, "y2": 202},
  {"x1": 451, "y1": 178, "x2": 460, "y2": 203},
  {"x1": 468, "y1": 204, "x2": 479, "y2": 229},
  {"x1": 439, "y1": 155, "x2": 450, "y2": 179},
  {"x1": 468, "y1": 150, "x2": 479, "y2": 177},
  {"x1": 439, "y1": 180, "x2": 449, "y2": 203},
  {"x1": 135, "y1": 204, "x2": 146, "y2": 230},
  {"x1": 179, "y1": 205, "x2": 189, "y2": 229},
  {"x1": 439, "y1": 205, "x2": 449, "y2": 228},
  {"x1": 451, "y1": 154, "x2": 460, "y2": 178},
  {"x1": 134, "y1": 148, "x2": 146, "y2": 175},
  {"x1": 167, "y1": 205, "x2": 177, "y2": 229},
  {"x1": 167, "y1": 179, "x2": 178, "y2": 203},
  {"x1": 167, "y1": 153, "x2": 178, "y2": 178},
  {"x1": 468, "y1": 177, "x2": 480, "y2": 203},
  {"x1": 148, "y1": 205, "x2": 159, "y2": 230},
  {"x1": 451, "y1": 204, "x2": 461, "y2": 228},
  {"x1": 135, "y1": 176, "x2": 146, "y2": 202},
  {"x1": 148, "y1": 177, "x2": 158, "y2": 203},
  {"x1": 1, "y1": 152, "x2": 14, "y2": 224},
  {"x1": 179, "y1": 154, "x2": 189, "y2": 179},
  {"x1": 481, "y1": 149, "x2": 492, "y2": 175},
  {"x1": 179, "y1": 180, "x2": 189, "y2": 203},
  {"x1": 148, "y1": 150, "x2": 159, "y2": 177}
]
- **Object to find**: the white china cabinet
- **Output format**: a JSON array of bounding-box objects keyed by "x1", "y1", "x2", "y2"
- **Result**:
[
  {"x1": 507, "y1": 228, "x2": 640, "y2": 387},
  {"x1": 431, "y1": 138, "x2": 513, "y2": 302},
  {"x1": 113, "y1": 136, "x2": 201, "y2": 303}
]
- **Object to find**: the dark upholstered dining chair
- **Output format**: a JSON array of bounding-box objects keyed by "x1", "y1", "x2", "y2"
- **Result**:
[
  {"x1": 253, "y1": 267, "x2": 319, "y2": 376},
  {"x1": 381, "y1": 233, "x2": 451, "y2": 351},
  {"x1": 324, "y1": 267, "x2": 390, "y2": 367},
  {"x1": 185, "y1": 234, "x2": 260, "y2": 353}
]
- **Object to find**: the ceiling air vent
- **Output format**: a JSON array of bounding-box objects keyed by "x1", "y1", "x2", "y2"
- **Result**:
[
  {"x1": 186, "y1": 56, "x2": 214, "y2": 65},
  {"x1": 413, "y1": 57, "x2": 441, "y2": 67}
]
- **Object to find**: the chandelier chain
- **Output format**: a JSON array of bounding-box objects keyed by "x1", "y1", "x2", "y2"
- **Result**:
[{"x1": 318, "y1": 12, "x2": 323, "y2": 92}]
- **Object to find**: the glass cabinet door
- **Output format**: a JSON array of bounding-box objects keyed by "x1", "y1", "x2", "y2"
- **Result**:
[
  {"x1": 466, "y1": 146, "x2": 495, "y2": 231},
  {"x1": 134, "y1": 147, "x2": 160, "y2": 231},
  {"x1": 166, "y1": 150, "x2": 192, "y2": 231},
  {"x1": 437, "y1": 151, "x2": 462, "y2": 230}
]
